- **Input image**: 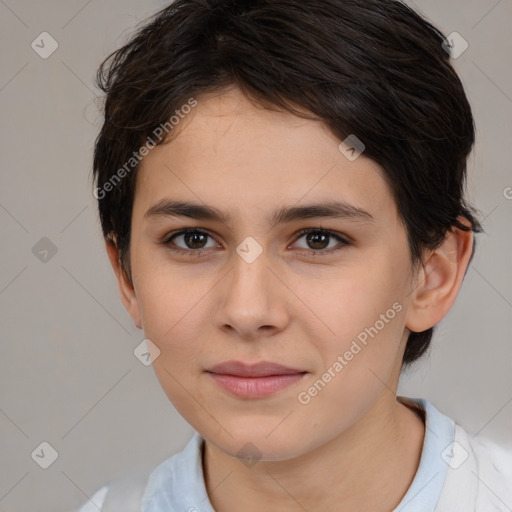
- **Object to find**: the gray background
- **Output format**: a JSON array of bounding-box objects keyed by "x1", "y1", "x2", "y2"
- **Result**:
[{"x1": 0, "y1": 1, "x2": 511, "y2": 511}]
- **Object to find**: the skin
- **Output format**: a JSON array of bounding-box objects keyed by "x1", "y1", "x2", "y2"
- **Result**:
[{"x1": 106, "y1": 85, "x2": 474, "y2": 511}]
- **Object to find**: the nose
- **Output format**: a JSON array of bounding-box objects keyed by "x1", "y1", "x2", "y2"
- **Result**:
[{"x1": 214, "y1": 246, "x2": 290, "y2": 341}]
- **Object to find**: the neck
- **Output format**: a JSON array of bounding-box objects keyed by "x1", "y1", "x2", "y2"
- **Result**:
[{"x1": 203, "y1": 395, "x2": 425, "y2": 512}]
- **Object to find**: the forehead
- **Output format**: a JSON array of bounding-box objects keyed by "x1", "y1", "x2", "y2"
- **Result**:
[{"x1": 134, "y1": 87, "x2": 398, "y2": 227}]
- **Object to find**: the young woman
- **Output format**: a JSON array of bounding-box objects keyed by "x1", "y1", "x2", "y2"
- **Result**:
[{"x1": 80, "y1": 1, "x2": 512, "y2": 510}]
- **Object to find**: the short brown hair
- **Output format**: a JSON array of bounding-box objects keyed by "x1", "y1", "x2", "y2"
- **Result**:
[{"x1": 93, "y1": 0, "x2": 482, "y2": 366}]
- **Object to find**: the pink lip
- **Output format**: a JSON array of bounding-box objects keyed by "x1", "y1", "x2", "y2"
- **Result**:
[{"x1": 206, "y1": 361, "x2": 307, "y2": 399}]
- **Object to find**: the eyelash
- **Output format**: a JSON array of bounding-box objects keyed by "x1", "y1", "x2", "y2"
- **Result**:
[{"x1": 161, "y1": 228, "x2": 351, "y2": 257}]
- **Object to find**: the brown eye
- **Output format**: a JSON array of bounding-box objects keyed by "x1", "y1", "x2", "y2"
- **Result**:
[
  {"x1": 178, "y1": 231, "x2": 209, "y2": 249},
  {"x1": 292, "y1": 229, "x2": 350, "y2": 254},
  {"x1": 305, "y1": 231, "x2": 330, "y2": 250},
  {"x1": 165, "y1": 229, "x2": 219, "y2": 254}
]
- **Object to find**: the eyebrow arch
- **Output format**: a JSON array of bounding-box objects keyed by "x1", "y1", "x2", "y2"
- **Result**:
[{"x1": 144, "y1": 199, "x2": 374, "y2": 225}]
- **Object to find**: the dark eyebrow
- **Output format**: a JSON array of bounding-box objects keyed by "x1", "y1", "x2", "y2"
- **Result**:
[{"x1": 144, "y1": 199, "x2": 374, "y2": 225}]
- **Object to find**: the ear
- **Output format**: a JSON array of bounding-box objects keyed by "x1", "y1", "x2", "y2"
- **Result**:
[
  {"x1": 105, "y1": 236, "x2": 142, "y2": 329},
  {"x1": 405, "y1": 217, "x2": 474, "y2": 333}
]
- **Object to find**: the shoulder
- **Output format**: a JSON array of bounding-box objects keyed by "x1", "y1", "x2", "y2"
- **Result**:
[
  {"x1": 76, "y1": 432, "x2": 203, "y2": 512},
  {"x1": 141, "y1": 431, "x2": 207, "y2": 510},
  {"x1": 77, "y1": 485, "x2": 108, "y2": 512},
  {"x1": 437, "y1": 424, "x2": 512, "y2": 511},
  {"x1": 467, "y1": 429, "x2": 512, "y2": 507}
]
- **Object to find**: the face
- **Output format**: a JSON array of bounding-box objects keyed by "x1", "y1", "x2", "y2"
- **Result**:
[{"x1": 122, "y1": 86, "x2": 419, "y2": 460}]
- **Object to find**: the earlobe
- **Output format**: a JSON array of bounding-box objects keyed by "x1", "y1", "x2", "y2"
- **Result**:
[
  {"x1": 405, "y1": 219, "x2": 474, "y2": 333},
  {"x1": 105, "y1": 236, "x2": 143, "y2": 329}
]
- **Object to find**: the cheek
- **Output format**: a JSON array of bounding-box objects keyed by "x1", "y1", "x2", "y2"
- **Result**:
[
  {"x1": 137, "y1": 272, "x2": 209, "y2": 423},
  {"x1": 293, "y1": 287, "x2": 407, "y2": 440},
  {"x1": 295, "y1": 261, "x2": 408, "y2": 401},
  {"x1": 299, "y1": 261, "x2": 406, "y2": 348},
  {"x1": 134, "y1": 263, "x2": 210, "y2": 374}
]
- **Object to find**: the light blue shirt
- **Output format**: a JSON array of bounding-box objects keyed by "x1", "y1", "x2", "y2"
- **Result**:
[
  {"x1": 141, "y1": 398, "x2": 453, "y2": 511},
  {"x1": 81, "y1": 397, "x2": 512, "y2": 511}
]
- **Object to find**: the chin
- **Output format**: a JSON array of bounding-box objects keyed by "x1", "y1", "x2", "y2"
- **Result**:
[{"x1": 203, "y1": 422, "x2": 307, "y2": 462}]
